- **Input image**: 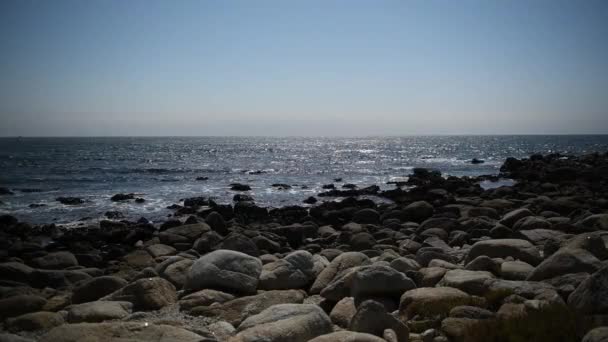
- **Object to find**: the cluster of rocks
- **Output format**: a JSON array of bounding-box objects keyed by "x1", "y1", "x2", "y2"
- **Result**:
[{"x1": 1, "y1": 152, "x2": 608, "y2": 342}]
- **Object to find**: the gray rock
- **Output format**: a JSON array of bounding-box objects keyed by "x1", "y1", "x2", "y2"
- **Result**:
[
  {"x1": 101, "y1": 277, "x2": 176, "y2": 310},
  {"x1": 178, "y1": 289, "x2": 235, "y2": 310},
  {"x1": 390, "y1": 257, "x2": 421, "y2": 273},
  {"x1": 351, "y1": 265, "x2": 416, "y2": 298},
  {"x1": 399, "y1": 287, "x2": 472, "y2": 319},
  {"x1": 329, "y1": 297, "x2": 356, "y2": 328},
  {"x1": 30, "y1": 251, "x2": 78, "y2": 270},
  {"x1": 145, "y1": 244, "x2": 177, "y2": 258},
  {"x1": 185, "y1": 249, "x2": 262, "y2": 294},
  {"x1": 310, "y1": 252, "x2": 371, "y2": 294},
  {"x1": 350, "y1": 300, "x2": 409, "y2": 342},
  {"x1": 67, "y1": 301, "x2": 132, "y2": 323},
  {"x1": 39, "y1": 322, "x2": 204, "y2": 342},
  {"x1": 499, "y1": 208, "x2": 533, "y2": 228},
  {"x1": 449, "y1": 305, "x2": 494, "y2": 319},
  {"x1": 205, "y1": 211, "x2": 228, "y2": 235},
  {"x1": 466, "y1": 239, "x2": 542, "y2": 266},
  {"x1": 465, "y1": 255, "x2": 500, "y2": 274},
  {"x1": 0, "y1": 262, "x2": 34, "y2": 284},
  {"x1": 0, "y1": 295, "x2": 46, "y2": 320},
  {"x1": 308, "y1": 331, "x2": 386, "y2": 342},
  {"x1": 403, "y1": 201, "x2": 435, "y2": 222},
  {"x1": 437, "y1": 269, "x2": 494, "y2": 295},
  {"x1": 513, "y1": 216, "x2": 551, "y2": 231},
  {"x1": 5, "y1": 311, "x2": 64, "y2": 332},
  {"x1": 568, "y1": 265, "x2": 608, "y2": 314},
  {"x1": 72, "y1": 276, "x2": 128, "y2": 304},
  {"x1": 232, "y1": 304, "x2": 332, "y2": 342},
  {"x1": 353, "y1": 208, "x2": 380, "y2": 224},
  {"x1": 501, "y1": 261, "x2": 534, "y2": 280},
  {"x1": 190, "y1": 289, "x2": 306, "y2": 326},
  {"x1": 582, "y1": 327, "x2": 608, "y2": 342},
  {"x1": 159, "y1": 258, "x2": 193, "y2": 288},
  {"x1": 259, "y1": 250, "x2": 315, "y2": 290},
  {"x1": 527, "y1": 248, "x2": 602, "y2": 281}
]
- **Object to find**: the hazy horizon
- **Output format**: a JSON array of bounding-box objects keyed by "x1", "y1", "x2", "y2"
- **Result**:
[{"x1": 1, "y1": 0, "x2": 607, "y2": 136}]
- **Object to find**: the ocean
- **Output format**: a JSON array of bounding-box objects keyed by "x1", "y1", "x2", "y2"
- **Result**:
[{"x1": 1, "y1": 135, "x2": 607, "y2": 225}]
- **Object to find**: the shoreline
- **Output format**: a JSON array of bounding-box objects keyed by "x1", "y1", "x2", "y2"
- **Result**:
[{"x1": 1, "y1": 151, "x2": 608, "y2": 341}]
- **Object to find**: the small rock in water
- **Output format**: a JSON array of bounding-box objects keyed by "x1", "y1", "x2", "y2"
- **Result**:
[
  {"x1": 322, "y1": 184, "x2": 335, "y2": 189},
  {"x1": 110, "y1": 193, "x2": 134, "y2": 201},
  {"x1": 272, "y1": 183, "x2": 292, "y2": 190},
  {"x1": 0, "y1": 187, "x2": 14, "y2": 195},
  {"x1": 134, "y1": 197, "x2": 145, "y2": 203},
  {"x1": 104, "y1": 211, "x2": 124, "y2": 219},
  {"x1": 195, "y1": 176, "x2": 209, "y2": 181},
  {"x1": 342, "y1": 183, "x2": 357, "y2": 189},
  {"x1": 233, "y1": 194, "x2": 254, "y2": 202},
  {"x1": 56, "y1": 197, "x2": 84, "y2": 205},
  {"x1": 471, "y1": 158, "x2": 485, "y2": 164},
  {"x1": 29, "y1": 203, "x2": 47, "y2": 208},
  {"x1": 303, "y1": 196, "x2": 317, "y2": 204},
  {"x1": 230, "y1": 183, "x2": 251, "y2": 191}
]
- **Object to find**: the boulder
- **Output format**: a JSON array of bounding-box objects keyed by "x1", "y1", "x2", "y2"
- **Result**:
[
  {"x1": 350, "y1": 232, "x2": 376, "y2": 251},
  {"x1": 310, "y1": 252, "x2": 370, "y2": 294},
  {"x1": 259, "y1": 250, "x2": 315, "y2": 290},
  {"x1": 191, "y1": 290, "x2": 306, "y2": 326},
  {"x1": 30, "y1": 251, "x2": 78, "y2": 270},
  {"x1": 0, "y1": 295, "x2": 46, "y2": 320},
  {"x1": 513, "y1": 216, "x2": 552, "y2": 231},
  {"x1": 568, "y1": 265, "x2": 608, "y2": 314},
  {"x1": 206, "y1": 211, "x2": 229, "y2": 235},
  {"x1": 437, "y1": 269, "x2": 494, "y2": 295},
  {"x1": 5, "y1": 311, "x2": 64, "y2": 332},
  {"x1": 330, "y1": 297, "x2": 356, "y2": 328},
  {"x1": 178, "y1": 289, "x2": 235, "y2": 310},
  {"x1": 72, "y1": 276, "x2": 128, "y2": 304},
  {"x1": 349, "y1": 300, "x2": 409, "y2": 342},
  {"x1": 466, "y1": 239, "x2": 542, "y2": 266},
  {"x1": 353, "y1": 208, "x2": 380, "y2": 224},
  {"x1": 220, "y1": 233, "x2": 260, "y2": 257},
  {"x1": 403, "y1": 201, "x2": 435, "y2": 222},
  {"x1": 499, "y1": 208, "x2": 533, "y2": 227},
  {"x1": 582, "y1": 327, "x2": 608, "y2": 342},
  {"x1": 230, "y1": 304, "x2": 332, "y2": 342},
  {"x1": 0, "y1": 262, "x2": 34, "y2": 284},
  {"x1": 527, "y1": 248, "x2": 602, "y2": 281},
  {"x1": 185, "y1": 249, "x2": 262, "y2": 294},
  {"x1": 145, "y1": 244, "x2": 177, "y2": 258},
  {"x1": 399, "y1": 287, "x2": 472, "y2": 319},
  {"x1": 308, "y1": 331, "x2": 386, "y2": 342},
  {"x1": 101, "y1": 277, "x2": 176, "y2": 310},
  {"x1": 501, "y1": 261, "x2": 534, "y2": 280},
  {"x1": 67, "y1": 301, "x2": 132, "y2": 323},
  {"x1": 40, "y1": 322, "x2": 204, "y2": 342},
  {"x1": 351, "y1": 265, "x2": 416, "y2": 298}
]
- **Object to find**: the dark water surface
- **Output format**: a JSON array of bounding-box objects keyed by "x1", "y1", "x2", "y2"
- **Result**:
[{"x1": 1, "y1": 135, "x2": 607, "y2": 224}]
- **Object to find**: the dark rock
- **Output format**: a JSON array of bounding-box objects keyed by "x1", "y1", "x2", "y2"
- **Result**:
[
  {"x1": 195, "y1": 176, "x2": 209, "y2": 181},
  {"x1": 0, "y1": 187, "x2": 14, "y2": 195},
  {"x1": 110, "y1": 193, "x2": 134, "y2": 201},
  {"x1": 568, "y1": 265, "x2": 608, "y2": 314},
  {"x1": 0, "y1": 295, "x2": 46, "y2": 320},
  {"x1": 353, "y1": 208, "x2": 380, "y2": 224},
  {"x1": 350, "y1": 300, "x2": 409, "y2": 342},
  {"x1": 220, "y1": 233, "x2": 260, "y2": 257},
  {"x1": 230, "y1": 183, "x2": 251, "y2": 191},
  {"x1": 101, "y1": 277, "x2": 177, "y2": 311},
  {"x1": 56, "y1": 197, "x2": 84, "y2": 205},
  {"x1": 72, "y1": 276, "x2": 128, "y2": 304},
  {"x1": 303, "y1": 196, "x2": 318, "y2": 204}
]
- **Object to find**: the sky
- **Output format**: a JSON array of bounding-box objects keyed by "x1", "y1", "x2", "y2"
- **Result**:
[{"x1": 0, "y1": 0, "x2": 607, "y2": 136}]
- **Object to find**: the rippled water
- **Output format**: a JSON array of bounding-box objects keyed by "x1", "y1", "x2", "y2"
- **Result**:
[{"x1": 1, "y1": 135, "x2": 607, "y2": 224}]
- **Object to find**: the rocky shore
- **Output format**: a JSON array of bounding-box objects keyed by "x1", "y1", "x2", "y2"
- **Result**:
[{"x1": 1, "y1": 152, "x2": 608, "y2": 342}]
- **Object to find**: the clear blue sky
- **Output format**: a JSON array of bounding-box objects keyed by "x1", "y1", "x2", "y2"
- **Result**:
[{"x1": 1, "y1": 0, "x2": 607, "y2": 136}]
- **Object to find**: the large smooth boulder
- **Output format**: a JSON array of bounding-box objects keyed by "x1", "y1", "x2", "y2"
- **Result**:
[
  {"x1": 466, "y1": 239, "x2": 542, "y2": 266},
  {"x1": 399, "y1": 287, "x2": 472, "y2": 319},
  {"x1": 0, "y1": 262, "x2": 34, "y2": 284},
  {"x1": 259, "y1": 251, "x2": 315, "y2": 290},
  {"x1": 230, "y1": 304, "x2": 332, "y2": 342},
  {"x1": 67, "y1": 301, "x2": 132, "y2": 323},
  {"x1": 101, "y1": 277, "x2": 176, "y2": 310},
  {"x1": 403, "y1": 201, "x2": 435, "y2": 222},
  {"x1": 329, "y1": 297, "x2": 356, "y2": 328},
  {"x1": 310, "y1": 252, "x2": 371, "y2": 294},
  {"x1": 527, "y1": 248, "x2": 602, "y2": 281},
  {"x1": 72, "y1": 276, "x2": 128, "y2": 304},
  {"x1": 353, "y1": 209, "x2": 380, "y2": 224},
  {"x1": 501, "y1": 261, "x2": 534, "y2": 280},
  {"x1": 190, "y1": 290, "x2": 306, "y2": 326},
  {"x1": 30, "y1": 252, "x2": 78, "y2": 270},
  {"x1": 206, "y1": 211, "x2": 229, "y2": 235},
  {"x1": 185, "y1": 249, "x2": 262, "y2": 294},
  {"x1": 39, "y1": 322, "x2": 204, "y2": 342},
  {"x1": 157, "y1": 257, "x2": 194, "y2": 288},
  {"x1": 568, "y1": 266, "x2": 608, "y2": 314}
]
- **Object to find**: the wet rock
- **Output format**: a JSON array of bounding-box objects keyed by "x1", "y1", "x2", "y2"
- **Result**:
[
  {"x1": 403, "y1": 201, "x2": 435, "y2": 223},
  {"x1": 527, "y1": 248, "x2": 602, "y2": 281},
  {"x1": 0, "y1": 187, "x2": 14, "y2": 195},
  {"x1": 101, "y1": 277, "x2": 177, "y2": 310},
  {"x1": 40, "y1": 322, "x2": 204, "y2": 342},
  {"x1": 205, "y1": 211, "x2": 228, "y2": 235},
  {"x1": 67, "y1": 301, "x2": 132, "y2": 323},
  {"x1": 303, "y1": 196, "x2": 317, "y2": 204},
  {"x1": 232, "y1": 303, "x2": 332, "y2": 342},
  {"x1": 230, "y1": 183, "x2": 251, "y2": 191},
  {"x1": 56, "y1": 197, "x2": 84, "y2": 205},
  {"x1": 185, "y1": 249, "x2": 262, "y2": 294},
  {"x1": 110, "y1": 193, "x2": 134, "y2": 201},
  {"x1": 353, "y1": 208, "x2": 380, "y2": 224}
]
